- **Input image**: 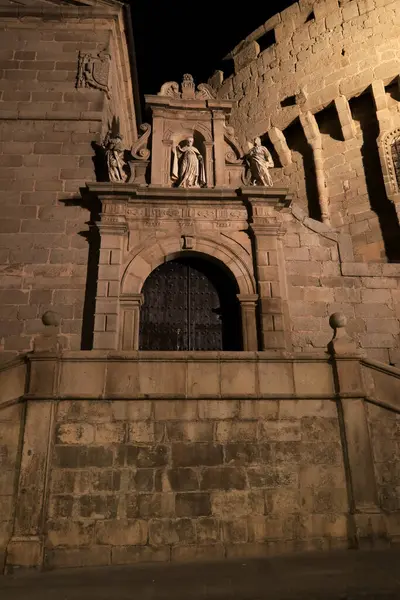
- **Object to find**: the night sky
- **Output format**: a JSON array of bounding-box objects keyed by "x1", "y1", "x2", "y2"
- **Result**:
[{"x1": 131, "y1": 0, "x2": 295, "y2": 97}]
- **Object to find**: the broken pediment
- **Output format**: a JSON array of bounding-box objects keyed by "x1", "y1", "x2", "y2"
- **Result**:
[{"x1": 158, "y1": 74, "x2": 217, "y2": 101}]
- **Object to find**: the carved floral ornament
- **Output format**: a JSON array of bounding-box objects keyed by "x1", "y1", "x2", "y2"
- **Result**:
[{"x1": 158, "y1": 74, "x2": 217, "y2": 100}]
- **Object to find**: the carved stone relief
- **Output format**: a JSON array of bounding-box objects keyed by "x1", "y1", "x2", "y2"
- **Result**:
[{"x1": 76, "y1": 49, "x2": 111, "y2": 98}]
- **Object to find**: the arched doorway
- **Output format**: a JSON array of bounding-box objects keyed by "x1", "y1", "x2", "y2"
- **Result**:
[{"x1": 139, "y1": 255, "x2": 242, "y2": 351}]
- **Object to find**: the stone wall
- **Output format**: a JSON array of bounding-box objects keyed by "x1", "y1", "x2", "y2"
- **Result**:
[
  {"x1": 0, "y1": 4, "x2": 137, "y2": 358},
  {"x1": 46, "y1": 396, "x2": 347, "y2": 567},
  {"x1": 213, "y1": 0, "x2": 400, "y2": 261},
  {"x1": 367, "y1": 403, "x2": 400, "y2": 517},
  {"x1": 281, "y1": 211, "x2": 400, "y2": 364},
  {"x1": 1, "y1": 350, "x2": 399, "y2": 571}
]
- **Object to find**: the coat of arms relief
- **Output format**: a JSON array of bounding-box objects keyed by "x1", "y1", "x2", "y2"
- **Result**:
[{"x1": 76, "y1": 49, "x2": 111, "y2": 98}]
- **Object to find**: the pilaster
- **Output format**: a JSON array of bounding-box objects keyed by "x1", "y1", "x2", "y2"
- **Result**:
[
  {"x1": 247, "y1": 193, "x2": 290, "y2": 351},
  {"x1": 119, "y1": 294, "x2": 144, "y2": 350},
  {"x1": 93, "y1": 216, "x2": 127, "y2": 350},
  {"x1": 237, "y1": 294, "x2": 259, "y2": 351}
]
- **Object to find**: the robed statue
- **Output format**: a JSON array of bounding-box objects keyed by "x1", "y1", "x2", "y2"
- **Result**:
[
  {"x1": 245, "y1": 137, "x2": 274, "y2": 187},
  {"x1": 172, "y1": 136, "x2": 206, "y2": 188},
  {"x1": 102, "y1": 132, "x2": 127, "y2": 182}
]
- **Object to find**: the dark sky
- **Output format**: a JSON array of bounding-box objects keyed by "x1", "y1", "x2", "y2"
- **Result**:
[{"x1": 131, "y1": 0, "x2": 295, "y2": 97}]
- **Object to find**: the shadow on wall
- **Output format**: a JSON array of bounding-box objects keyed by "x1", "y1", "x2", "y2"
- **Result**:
[
  {"x1": 284, "y1": 118, "x2": 322, "y2": 222},
  {"x1": 60, "y1": 190, "x2": 101, "y2": 351},
  {"x1": 351, "y1": 93, "x2": 400, "y2": 262}
]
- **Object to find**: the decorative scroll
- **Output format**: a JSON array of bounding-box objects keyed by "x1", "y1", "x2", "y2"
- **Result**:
[
  {"x1": 130, "y1": 123, "x2": 152, "y2": 161},
  {"x1": 158, "y1": 81, "x2": 180, "y2": 97},
  {"x1": 224, "y1": 125, "x2": 244, "y2": 164},
  {"x1": 196, "y1": 83, "x2": 217, "y2": 100},
  {"x1": 77, "y1": 49, "x2": 111, "y2": 98}
]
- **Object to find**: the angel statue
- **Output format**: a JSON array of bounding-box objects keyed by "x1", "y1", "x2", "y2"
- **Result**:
[
  {"x1": 245, "y1": 137, "x2": 274, "y2": 187},
  {"x1": 102, "y1": 132, "x2": 127, "y2": 182},
  {"x1": 172, "y1": 136, "x2": 206, "y2": 188}
]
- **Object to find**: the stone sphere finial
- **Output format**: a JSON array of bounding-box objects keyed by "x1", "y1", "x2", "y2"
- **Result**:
[
  {"x1": 41, "y1": 310, "x2": 60, "y2": 327},
  {"x1": 329, "y1": 312, "x2": 347, "y2": 330}
]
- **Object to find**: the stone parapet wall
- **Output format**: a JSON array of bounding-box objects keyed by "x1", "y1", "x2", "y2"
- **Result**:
[{"x1": 0, "y1": 350, "x2": 399, "y2": 571}]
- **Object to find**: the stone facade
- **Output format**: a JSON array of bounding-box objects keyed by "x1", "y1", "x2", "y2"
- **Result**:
[{"x1": 1, "y1": 0, "x2": 400, "y2": 574}]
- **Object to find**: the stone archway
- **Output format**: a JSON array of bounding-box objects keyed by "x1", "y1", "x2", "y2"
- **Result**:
[
  {"x1": 119, "y1": 236, "x2": 258, "y2": 351},
  {"x1": 138, "y1": 253, "x2": 243, "y2": 351}
]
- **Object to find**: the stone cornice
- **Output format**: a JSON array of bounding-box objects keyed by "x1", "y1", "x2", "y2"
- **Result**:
[{"x1": 86, "y1": 182, "x2": 291, "y2": 206}]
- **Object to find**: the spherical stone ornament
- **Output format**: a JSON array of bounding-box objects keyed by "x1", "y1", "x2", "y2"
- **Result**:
[
  {"x1": 329, "y1": 312, "x2": 347, "y2": 330},
  {"x1": 41, "y1": 310, "x2": 60, "y2": 327}
]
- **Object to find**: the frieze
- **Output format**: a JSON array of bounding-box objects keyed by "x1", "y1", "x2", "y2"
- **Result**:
[{"x1": 121, "y1": 206, "x2": 248, "y2": 223}]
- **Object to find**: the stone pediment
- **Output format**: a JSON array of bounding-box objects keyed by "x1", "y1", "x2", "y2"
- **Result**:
[{"x1": 157, "y1": 74, "x2": 217, "y2": 101}]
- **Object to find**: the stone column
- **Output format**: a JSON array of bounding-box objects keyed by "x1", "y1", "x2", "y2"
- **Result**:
[
  {"x1": 328, "y1": 313, "x2": 388, "y2": 549},
  {"x1": 93, "y1": 216, "x2": 127, "y2": 350},
  {"x1": 248, "y1": 200, "x2": 288, "y2": 351},
  {"x1": 237, "y1": 294, "x2": 259, "y2": 351},
  {"x1": 119, "y1": 294, "x2": 144, "y2": 350}
]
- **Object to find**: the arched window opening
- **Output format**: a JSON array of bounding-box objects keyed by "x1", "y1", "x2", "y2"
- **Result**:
[
  {"x1": 139, "y1": 255, "x2": 242, "y2": 351},
  {"x1": 391, "y1": 136, "x2": 400, "y2": 189}
]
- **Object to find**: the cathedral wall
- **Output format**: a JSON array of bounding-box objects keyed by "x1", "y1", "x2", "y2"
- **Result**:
[
  {"x1": 0, "y1": 7, "x2": 137, "y2": 358},
  {"x1": 214, "y1": 0, "x2": 400, "y2": 262}
]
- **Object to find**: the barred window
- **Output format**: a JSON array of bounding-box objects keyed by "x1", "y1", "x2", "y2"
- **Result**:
[{"x1": 391, "y1": 136, "x2": 400, "y2": 189}]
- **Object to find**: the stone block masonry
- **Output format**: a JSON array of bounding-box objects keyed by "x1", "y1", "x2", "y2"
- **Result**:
[
  {"x1": 214, "y1": 0, "x2": 400, "y2": 263},
  {"x1": 47, "y1": 395, "x2": 349, "y2": 567},
  {"x1": 1, "y1": 348, "x2": 399, "y2": 570},
  {"x1": 0, "y1": 5, "x2": 137, "y2": 358}
]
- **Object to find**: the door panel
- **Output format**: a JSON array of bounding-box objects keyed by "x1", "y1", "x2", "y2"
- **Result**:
[{"x1": 139, "y1": 258, "x2": 223, "y2": 351}]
